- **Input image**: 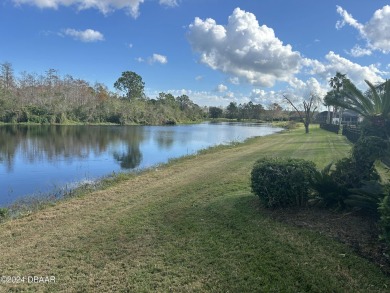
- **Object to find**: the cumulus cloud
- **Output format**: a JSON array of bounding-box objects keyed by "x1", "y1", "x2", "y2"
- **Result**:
[
  {"x1": 187, "y1": 7, "x2": 302, "y2": 87},
  {"x1": 216, "y1": 84, "x2": 228, "y2": 92},
  {"x1": 348, "y1": 45, "x2": 372, "y2": 57},
  {"x1": 153, "y1": 89, "x2": 234, "y2": 107},
  {"x1": 159, "y1": 0, "x2": 179, "y2": 7},
  {"x1": 63, "y1": 28, "x2": 104, "y2": 42},
  {"x1": 249, "y1": 89, "x2": 278, "y2": 106},
  {"x1": 13, "y1": 0, "x2": 145, "y2": 18},
  {"x1": 229, "y1": 77, "x2": 240, "y2": 85},
  {"x1": 148, "y1": 53, "x2": 168, "y2": 64},
  {"x1": 304, "y1": 51, "x2": 384, "y2": 88},
  {"x1": 336, "y1": 5, "x2": 390, "y2": 54}
]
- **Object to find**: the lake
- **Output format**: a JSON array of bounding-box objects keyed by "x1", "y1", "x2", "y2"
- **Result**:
[{"x1": 0, "y1": 122, "x2": 282, "y2": 206}]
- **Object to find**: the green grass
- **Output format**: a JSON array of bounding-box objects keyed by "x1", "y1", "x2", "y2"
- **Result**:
[{"x1": 0, "y1": 125, "x2": 388, "y2": 292}]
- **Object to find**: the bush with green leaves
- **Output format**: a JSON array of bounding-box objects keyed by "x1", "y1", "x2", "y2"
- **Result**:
[
  {"x1": 0, "y1": 208, "x2": 8, "y2": 221},
  {"x1": 251, "y1": 157, "x2": 317, "y2": 208},
  {"x1": 379, "y1": 191, "x2": 390, "y2": 245},
  {"x1": 346, "y1": 181, "x2": 385, "y2": 218},
  {"x1": 310, "y1": 163, "x2": 348, "y2": 210},
  {"x1": 330, "y1": 136, "x2": 384, "y2": 191}
]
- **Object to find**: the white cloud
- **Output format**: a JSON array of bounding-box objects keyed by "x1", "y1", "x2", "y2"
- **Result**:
[
  {"x1": 195, "y1": 75, "x2": 203, "y2": 81},
  {"x1": 13, "y1": 0, "x2": 145, "y2": 18},
  {"x1": 229, "y1": 77, "x2": 240, "y2": 85},
  {"x1": 335, "y1": 6, "x2": 364, "y2": 31},
  {"x1": 216, "y1": 84, "x2": 228, "y2": 92},
  {"x1": 336, "y1": 5, "x2": 390, "y2": 54},
  {"x1": 135, "y1": 57, "x2": 145, "y2": 62},
  {"x1": 187, "y1": 7, "x2": 302, "y2": 87},
  {"x1": 159, "y1": 0, "x2": 178, "y2": 7},
  {"x1": 348, "y1": 45, "x2": 372, "y2": 57},
  {"x1": 249, "y1": 89, "x2": 278, "y2": 106},
  {"x1": 287, "y1": 77, "x2": 328, "y2": 103},
  {"x1": 158, "y1": 89, "x2": 233, "y2": 107},
  {"x1": 63, "y1": 28, "x2": 104, "y2": 42},
  {"x1": 304, "y1": 51, "x2": 384, "y2": 88},
  {"x1": 148, "y1": 53, "x2": 168, "y2": 64}
]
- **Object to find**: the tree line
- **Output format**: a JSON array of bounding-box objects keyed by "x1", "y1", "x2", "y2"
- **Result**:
[
  {"x1": 0, "y1": 63, "x2": 206, "y2": 125},
  {"x1": 0, "y1": 62, "x2": 301, "y2": 125},
  {"x1": 209, "y1": 102, "x2": 293, "y2": 121}
]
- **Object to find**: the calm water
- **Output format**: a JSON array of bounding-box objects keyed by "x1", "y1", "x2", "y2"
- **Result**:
[{"x1": 0, "y1": 122, "x2": 282, "y2": 206}]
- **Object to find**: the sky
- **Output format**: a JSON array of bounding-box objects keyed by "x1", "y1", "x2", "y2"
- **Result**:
[{"x1": 0, "y1": 0, "x2": 389, "y2": 107}]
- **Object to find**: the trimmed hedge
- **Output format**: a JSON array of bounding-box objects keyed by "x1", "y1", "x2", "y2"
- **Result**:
[{"x1": 251, "y1": 157, "x2": 317, "y2": 208}]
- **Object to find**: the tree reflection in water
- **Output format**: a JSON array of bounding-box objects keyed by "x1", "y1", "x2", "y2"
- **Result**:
[{"x1": 0, "y1": 125, "x2": 145, "y2": 171}]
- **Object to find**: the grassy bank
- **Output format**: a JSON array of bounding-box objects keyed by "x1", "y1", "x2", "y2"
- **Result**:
[{"x1": 1, "y1": 125, "x2": 389, "y2": 292}]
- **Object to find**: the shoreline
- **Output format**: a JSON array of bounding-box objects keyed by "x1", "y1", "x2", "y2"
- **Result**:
[
  {"x1": 1, "y1": 121, "x2": 285, "y2": 212},
  {"x1": 1, "y1": 125, "x2": 389, "y2": 291}
]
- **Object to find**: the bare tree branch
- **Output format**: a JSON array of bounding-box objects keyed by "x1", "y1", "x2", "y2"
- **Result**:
[{"x1": 283, "y1": 94, "x2": 318, "y2": 133}]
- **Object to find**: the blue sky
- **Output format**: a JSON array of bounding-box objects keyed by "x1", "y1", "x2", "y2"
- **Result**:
[{"x1": 1, "y1": 0, "x2": 389, "y2": 107}]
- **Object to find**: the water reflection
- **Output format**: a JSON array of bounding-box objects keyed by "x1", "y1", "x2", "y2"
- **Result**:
[
  {"x1": 0, "y1": 125, "x2": 145, "y2": 171},
  {"x1": 0, "y1": 123, "x2": 282, "y2": 205}
]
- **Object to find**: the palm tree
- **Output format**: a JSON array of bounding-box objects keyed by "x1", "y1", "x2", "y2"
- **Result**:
[
  {"x1": 329, "y1": 72, "x2": 347, "y2": 126},
  {"x1": 329, "y1": 79, "x2": 390, "y2": 139},
  {"x1": 329, "y1": 72, "x2": 346, "y2": 92}
]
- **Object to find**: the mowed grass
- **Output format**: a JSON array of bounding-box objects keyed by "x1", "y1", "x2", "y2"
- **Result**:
[{"x1": 1, "y1": 125, "x2": 389, "y2": 292}]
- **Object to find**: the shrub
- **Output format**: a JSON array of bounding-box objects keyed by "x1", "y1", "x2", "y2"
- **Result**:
[
  {"x1": 379, "y1": 191, "x2": 390, "y2": 246},
  {"x1": 0, "y1": 208, "x2": 8, "y2": 221},
  {"x1": 346, "y1": 181, "x2": 384, "y2": 217},
  {"x1": 332, "y1": 157, "x2": 379, "y2": 189},
  {"x1": 310, "y1": 163, "x2": 348, "y2": 210},
  {"x1": 251, "y1": 157, "x2": 317, "y2": 208}
]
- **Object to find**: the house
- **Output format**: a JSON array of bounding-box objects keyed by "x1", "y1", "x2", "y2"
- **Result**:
[
  {"x1": 332, "y1": 109, "x2": 362, "y2": 125},
  {"x1": 316, "y1": 110, "x2": 361, "y2": 125},
  {"x1": 315, "y1": 111, "x2": 334, "y2": 124}
]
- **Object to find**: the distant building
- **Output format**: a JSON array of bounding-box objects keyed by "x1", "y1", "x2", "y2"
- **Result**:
[
  {"x1": 332, "y1": 109, "x2": 362, "y2": 125},
  {"x1": 316, "y1": 110, "x2": 361, "y2": 125},
  {"x1": 315, "y1": 111, "x2": 334, "y2": 124}
]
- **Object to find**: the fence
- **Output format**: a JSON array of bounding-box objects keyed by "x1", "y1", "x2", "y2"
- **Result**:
[
  {"x1": 320, "y1": 123, "x2": 340, "y2": 134},
  {"x1": 342, "y1": 126, "x2": 361, "y2": 143}
]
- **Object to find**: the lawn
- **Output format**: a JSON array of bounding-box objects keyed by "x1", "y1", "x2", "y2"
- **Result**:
[{"x1": 1, "y1": 125, "x2": 389, "y2": 292}]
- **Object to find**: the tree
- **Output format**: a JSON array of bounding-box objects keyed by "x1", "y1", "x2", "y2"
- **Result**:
[
  {"x1": 114, "y1": 71, "x2": 145, "y2": 100},
  {"x1": 209, "y1": 106, "x2": 223, "y2": 118},
  {"x1": 328, "y1": 79, "x2": 390, "y2": 139},
  {"x1": 158, "y1": 92, "x2": 176, "y2": 106},
  {"x1": 267, "y1": 103, "x2": 283, "y2": 122},
  {"x1": 328, "y1": 72, "x2": 347, "y2": 125},
  {"x1": 176, "y1": 94, "x2": 192, "y2": 111},
  {"x1": 0, "y1": 62, "x2": 15, "y2": 91},
  {"x1": 226, "y1": 102, "x2": 238, "y2": 119},
  {"x1": 283, "y1": 94, "x2": 318, "y2": 134}
]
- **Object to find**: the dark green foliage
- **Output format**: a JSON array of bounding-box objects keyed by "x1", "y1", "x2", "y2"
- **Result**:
[
  {"x1": 311, "y1": 162, "x2": 383, "y2": 214},
  {"x1": 346, "y1": 181, "x2": 384, "y2": 217},
  {"x1": 0, "y1": 65, "x2": 206, "y2": 125},
  {"x1": 352, "y1": 136, "x2": 387, "y2": 162},
  {"x1": 209, "y1": 106, "x2": 223, "y2": 119},
  {"x1": 332, "y1": 157, "x2": 379, "y2": 189},
  {"x1": 379, "y1": 190, "x2": 390, "y2": 245},
  {"x1": 251, "y1": 157, "x2": 317, "y2": 208},
  {"x1": 0, "y1": 208, "x2": 8, "y2": 221},
  {"x1": 310, "y1": 163, "x2": 348, "y2": 209},
  {"x1": 114, "y1": 71, "x2": 145, "y2": 100},
  {"x1": 331, "y1": 136, "x2": 384, "y2": 190},
  {"x1": 311, "y1": 134, "x2": 384, "y2": 211}
]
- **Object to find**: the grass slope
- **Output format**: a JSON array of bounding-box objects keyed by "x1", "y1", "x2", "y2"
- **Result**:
[{"x1": 1, "y1": 125, "x2": 388, "y2": 292}]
